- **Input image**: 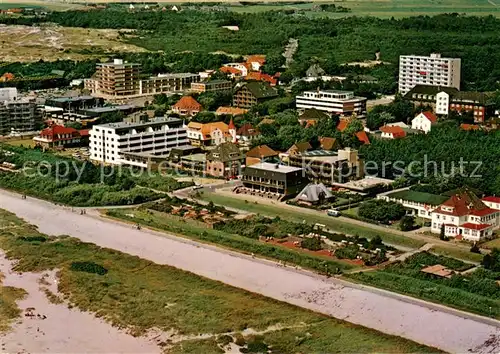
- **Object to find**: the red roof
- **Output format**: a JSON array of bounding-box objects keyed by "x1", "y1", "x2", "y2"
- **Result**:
[
  {"x1": 237, "y1": 123, "x2": 259, "y2": 137},
  {"x1": 421, "y1": 111, "x2": 438, "y2": 123},
  {"x1": 173, "y1": 96, "x2": 203, "y2": 111},
  {"x1": 337, "y1": 120, "x2": 349, "y2": 132},
  {"x1": 220, "y1": 66, "x2": 243, "y2": 76},
  {"x1": 39, "y1": 125, "x2": 81, "y2": 142},
  {"x1": 355, "y1": 130, "x2": 370, "y2": 145},
  {"x1": 245, "y1": 71, "x2": 277, "y2": 86},
  {"x1": 434, "y1": 189, "x2": 494, "y2": 217},
  {"x1": 380, "y1": 125, "x2": 407, "y2": 138},
  {"x1": 461, "y1": 223, "x2": 491, "y2": 231},
  {"x1": 79, "y1": 129, "x2": 90, "y2": 137},
  {"x1": 246, "y1": 55, "x2": 266, "y2": 65},
  {"x1": 482, "y1": 196, "x2": 500, "y2": 204},
  {"x1": 460, "y1": 123, "x2": 480, "y2": 131},
  {"x1": 228, "y1": 117, "x2": 236, "y2": 130},
  {"x1": 40, "y1": 125, "x2": 77, "y2": 137}
]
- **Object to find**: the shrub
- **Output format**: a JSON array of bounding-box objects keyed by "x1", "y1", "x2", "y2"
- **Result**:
[
  {"x1": 358, "y1": 199, "x2": 406, "y2": 224},
  {"x1": 301, "y1": 237, "x2": 322, "y2": 251},
  {"x1": 70, "y1": 261, "x2": 108, "y2": 275},
  {"x1": 18, "y1": 235, "x2": 47, "y2": 243}
]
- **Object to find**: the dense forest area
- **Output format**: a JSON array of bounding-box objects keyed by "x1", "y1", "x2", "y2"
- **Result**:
[
  {"x1": 360, "y1": 124, "x2": 500, "y2": 195},
  {"x1": 2, "y1": 11, "x2": 500, "y2": 91}
]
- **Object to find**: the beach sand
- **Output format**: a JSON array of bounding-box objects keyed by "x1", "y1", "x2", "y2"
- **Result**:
[{"x1": 0, "y1": 251, "x2": 161, "y2": 354}]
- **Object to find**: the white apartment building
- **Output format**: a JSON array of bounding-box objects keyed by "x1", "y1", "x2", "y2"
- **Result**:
[
  {"x1": 0, "y1": 87, "x2": 18, "y2": 102},
  {"x1": 398, "y1": 53, "x2": 461, "y2": 95},
  {"x1": 89, "y1": 117, "x2": 189, "y2": 168},
  {"x1": 295, "y1": 90, "x2": 367, "y2": 117}
]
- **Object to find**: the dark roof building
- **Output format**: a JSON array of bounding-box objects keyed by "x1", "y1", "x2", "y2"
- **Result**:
[
  {"x1": 233, "y1": 81, "x2": 278, "y2": 109},
  {"x1": 241, "y1": 162, "x2": 309, "y2": 200}
]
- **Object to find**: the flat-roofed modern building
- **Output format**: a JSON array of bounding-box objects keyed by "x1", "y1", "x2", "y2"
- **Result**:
[
  {"x1": 191, "y1": 80, "x2": 232, "y2": 93},
  {"x1": 92, "y1": 59, "x2": 141, "y2": 97},
  {"x1": 240, "y1": 162, "x2": 309, "y2": 199},
  {"x1": 398, "y1": 53, "x2": 461, "y2": 96},
  {"x1": 0, "y1": 98, "x2": 40, "y2": 136},
  {"x1": 295, "y1": 90, "x2": 366, "y2": 117},
  {"x1": 89, "y1": 117, "x2": 189, "y2": 168},
  {"x1": 288, "y1": 148, "x2": 364, "y2": 185},
  {"x1": 140, "y1": 73, "x2": 201, "y2": 95}
]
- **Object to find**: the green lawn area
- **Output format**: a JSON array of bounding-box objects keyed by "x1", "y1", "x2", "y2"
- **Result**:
[
  {"x1": 106, "y1": 208, "x2": 357, "y2": 273},
  {"x1": 0, "y1": 209, "x2": 438, "y2": 353},
  {"x1": 431, "y1": 245, "x2": 485, "y2": 263},
  {"x1": 342, "y1": 206, "x2": 359, "y2": 217},
  {"x1": 346, "y1": 252, "x2": 500, "y2": 319},
  {"x1": 2, "y1": 138, "x2": 35, "y2": 148},
  {"x1": 197, "y1": 192, "x2": 426, "y2": 249},
  {"x1": 482, "y1": 238, "x2": 500, "y2": 250}
]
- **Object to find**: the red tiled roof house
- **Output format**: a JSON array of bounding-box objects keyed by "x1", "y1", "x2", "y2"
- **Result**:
[
  {"x1": 431, "y1": 188, "x2": 500, "y2": 241},
  {"x1": 412, "y1": 111, "x2": 437, "y2": 133},
  {"x1": 172, "y1": 96, "x2": 203, "y2": 117},
  {"x1": 380, "y1": 125, "x2": 407, "y2": 139},
  {"x1": 33, "y1": 125, "x2": 89, "y2": 149}
]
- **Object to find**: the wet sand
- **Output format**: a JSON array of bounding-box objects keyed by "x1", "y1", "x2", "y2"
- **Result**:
[{"x1": 0, "y1": 252, "x2": 161, "y2": 353}]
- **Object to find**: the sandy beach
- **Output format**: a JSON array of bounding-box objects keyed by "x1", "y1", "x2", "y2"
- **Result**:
[
  {"x1": 0, "y1": 189, "x2": 499, "y2": 353},
  {"x1": 0, "y1": 252, "x2": 161, "y2": 353}
]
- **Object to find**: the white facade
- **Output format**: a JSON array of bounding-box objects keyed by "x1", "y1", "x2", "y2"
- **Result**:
[
  {"x1": 411, "y1": 112, "x2": 435, "y2": 133},
  {"x1": 435, "y1": 91, "x2": 450, "y2": 115},
  {"x1": 222, "y1": 63, "x2": 248, "y2": 77},
  {"x1": 431, "y1": 209, "x2": 499, "y2": 242},
  {"x1": 89, "y1": 118, "x2": 189, "y2": 167},
  {"x1": 296, "y1": 90, "x2": 367, "y2": 117},
  {"x1": 398, "y1": 53, "x2": 461, "y2": 95},
  {"x1": 0, "y1": 88, "x2": 18, "y2": 102}
]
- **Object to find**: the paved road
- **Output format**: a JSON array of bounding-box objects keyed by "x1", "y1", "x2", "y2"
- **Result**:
[{"x1": 0, "y1": 189, "x2": 499, "y2": 353}]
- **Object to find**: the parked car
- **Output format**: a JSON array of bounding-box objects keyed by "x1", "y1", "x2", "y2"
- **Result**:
[{"x1": 327, "y1": 209, "x2": 341, "y2": 217}]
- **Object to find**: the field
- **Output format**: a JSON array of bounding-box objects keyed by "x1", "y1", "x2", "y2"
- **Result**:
[
  {"x1": 0, "y1": 25, "x2": 145, "y2": 62},
  {"x1": 197, "y1": 192, "x2": 426, "y2": 248},
  {"x1": 346, "y1": 252, "x2": 500, "y2": 318},
  {"x1": 0, "y1": 208, "x2": 437, "y2": 353},
  {"x1": 0, "y1": 137, "x2": 36, "y2": 148},
  {"x1": 0, "y1": 1, "x2": 84, "y2": 11},
  {"x1": 220, "y1": 0, "x2": 500, "y2": 17},
  {"x1": 2, "y1": 0, "x2": 500, "y2": 18}
]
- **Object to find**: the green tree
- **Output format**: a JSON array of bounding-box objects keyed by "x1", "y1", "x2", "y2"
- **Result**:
[{"x1": 399, "y1": 215, "x2": 415, "y2": 231}]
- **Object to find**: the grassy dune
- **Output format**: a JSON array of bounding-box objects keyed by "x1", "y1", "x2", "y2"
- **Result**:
[{"x1": 0, "y1": 209, "x2": 438, "y2": 352}]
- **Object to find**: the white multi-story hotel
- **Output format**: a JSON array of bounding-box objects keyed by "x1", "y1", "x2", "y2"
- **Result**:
[
  {"x1": 89, "y1": 117, "x2": 189, "y2": 168},
  {"x1": 295, "y1": 90, "x2": 367, "y2": 117},
  {"x1": 398, "y1": 53, "x2": 461, "y2": 95}
]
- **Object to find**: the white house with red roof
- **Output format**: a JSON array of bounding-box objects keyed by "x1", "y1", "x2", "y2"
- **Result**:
[
  {"x1": 482, "y1": 196, "x2": 500, "y2": 211},
  {"x1": 431, "y1": 189, "x2": 500, "y2": 241},
  {"x1": 379, "y1": 125, "x2": 407, "y2": 139},
  {"x1": 411, "y1": 111, "x2": 437, "y2": 133},
  {"x1": 33, "y1": 125, "x2": 89, "y2": 149}
]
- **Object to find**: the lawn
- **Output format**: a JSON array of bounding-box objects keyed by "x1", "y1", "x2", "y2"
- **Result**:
[
  {"x1": 431, "y1": 245, "x2": 485, "y2": 264},
  {"x1": 346, "y1": 252, "x2": 500, "y2": 319},
  {"x1": 197, "y1": 192, "x2": 426, "y2": 249},
  {"x1": 1, "y1": 137, "x2": 36, "y2": 149},
  {"x1": 0, "y1": 209, "x2": 437, "y2": 353},
  {"x1": 482, "y1": 237, "x2": 500, "y2": 250},
  {"x1": 106, "y1": 207, "x2": 357, "y2": 273}
]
